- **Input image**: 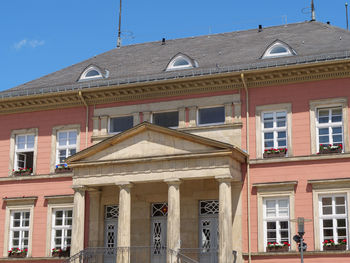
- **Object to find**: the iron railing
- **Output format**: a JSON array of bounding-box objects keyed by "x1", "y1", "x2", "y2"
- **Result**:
[{"x1": 62, "y1": 247, "x2": 238, "y2": 263}]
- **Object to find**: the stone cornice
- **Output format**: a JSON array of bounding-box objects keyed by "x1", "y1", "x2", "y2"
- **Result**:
[{"x1": 1, "y1": 59, "x2": 349, "y2": 115}]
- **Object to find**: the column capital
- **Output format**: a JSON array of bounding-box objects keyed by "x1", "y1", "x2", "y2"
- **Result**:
[
  {"x1": 164, "y1": 178, "x2": 182, "y2": 186},
  {"x1": 215, "y1": 176, "x2": 233, "y2": 183},
  {"x1": 86, "y1": 187, "x2": 101, "y2": 195},
  {"x1": 115, "y1": 182, "x2": 133, "y2": 190},
  {"x1": 72, "y1": 185, "x2": 87, "y2": 193}
]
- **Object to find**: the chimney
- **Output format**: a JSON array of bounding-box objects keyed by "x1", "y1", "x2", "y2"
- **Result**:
[
  {"x1": 161, "y1": 38, "x2": 166, "y2": 45},
  {"x1": 258, "y1": 25, "x2": 263, "y2": 32}
]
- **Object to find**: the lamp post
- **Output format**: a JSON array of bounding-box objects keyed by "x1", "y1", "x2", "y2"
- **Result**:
[{"x1": 291, "y1": 217, "x2": 311, "y2": 263}]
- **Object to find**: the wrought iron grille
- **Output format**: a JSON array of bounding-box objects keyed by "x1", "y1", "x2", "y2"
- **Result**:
[
  {"x1": 105, "y1": 205, "x2": 119, "y2": 219},
  {"x1": 199, "y1": 200, "x2": 219, "y2": 215},
  {"x1": 152, "y1": 203, "x2": 168, "y2": 217}
]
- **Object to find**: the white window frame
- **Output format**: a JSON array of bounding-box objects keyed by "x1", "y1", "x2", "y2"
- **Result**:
[
  {"x1": 51, "y1": 125, "x2": 80, "y2": 173},
  {"x1": 79, "y1": 66, "x2": 104, "y2": 81},
  {"x1": 309, "y1": 98, "x2": 349, "y2": 155},
  {"x1": 56, "y1": 130, "x2": 78, "y2": 165},
  {"x1": 261, "y1": 111, "x2": 288, "y2": 154},
  {"x1": 51, "y1": 208, "x2": 73, "y2": 251},
  {"x1": 256, "y1": 104, "x2": 292, "y2": 159},
  {"x1": 14, "y1": 134, "x2": 35, "y2": 171},
  {"x1": 263, "y1": 197, "x2": 290, "y2": 250},
  {"x1": 316, "y1": 107, "x2": 344, "y2": 151},
  {"x1": 318, "y1": 194, "x2": 348, "y2": 250},
  {"x1": 197, "y1": 105, "x2": 225, "y2": 127},
  {"x1": 3, "y1": 201, "x2": 35, "y2": 258},
  {"x1": 166, "y1": 54, "x2": 196, "y2": 71},
  {"x1": 9, "y1": 210, "x2": 30, "y2": 252},
  {"x1": 108, "y1": 115, "x2": 134, "y2": 134},
  {"x1": 151, "y1": 110, "x2": 179, "y2": 129},
  {"x1": 262, "y1": 42, "x2": 295, "y2": 59}
]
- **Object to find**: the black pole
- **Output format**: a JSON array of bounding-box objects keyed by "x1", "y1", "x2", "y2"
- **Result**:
[
  {"x1": 117, "y1": 0, "x2": 122, "y2": 47},
  {"x1": 346, "y1": 3, "x2": 349, "y2": 31}
]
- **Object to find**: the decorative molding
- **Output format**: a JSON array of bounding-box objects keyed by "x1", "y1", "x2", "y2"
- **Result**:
[{"x1": 0, "y1": 60, "x2": 349, "y2": 115}]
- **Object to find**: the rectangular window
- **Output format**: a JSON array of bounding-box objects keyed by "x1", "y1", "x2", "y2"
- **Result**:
[
  {"x1": 109, "y1": 116, "x2": 133, "y2": 133},
  {"x1": 319, "y1": 194, "x2": 348, "y2": 249},
  {"x1": 316, "y1": 107, "x2": 343, "y2": 150},
  {"x1": 152, "y1": 111, "x2": 179, "y2": 128},
  {"x1": 263, "y1": 198, "x2": 290, "y2": 249},
  {"x1": 57, "y1": 131, "x2": 77, "y2": 164},
  {"x1": 262, "y1": 111, "x2": 287, "y2": 151},
  {"x1": 10, "y1": 211, "x2": 30, "y2": 251},
  {"x1": 198, "y1": 106, "x2": 225, "y2": 126},
  {"x1": 52, "y1": 209, "x2": 73, "y2": 251},
  {"x1": 15, "y1": 134, "x2": 34, "y2": 171}
]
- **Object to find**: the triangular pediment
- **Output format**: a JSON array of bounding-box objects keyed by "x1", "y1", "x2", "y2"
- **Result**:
[{"x1": 67, "y1": 122, "x2": 238, "y2": 164}]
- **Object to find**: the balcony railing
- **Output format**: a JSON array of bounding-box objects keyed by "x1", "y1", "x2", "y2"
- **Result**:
[{"x1": 62, "y1": 247, "x2": 237, "y2": 263}]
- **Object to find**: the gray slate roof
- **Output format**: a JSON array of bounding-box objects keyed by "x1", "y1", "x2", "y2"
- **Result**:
[{"x1": 3, "y1": 21, "x2": 350, "y2": 97}]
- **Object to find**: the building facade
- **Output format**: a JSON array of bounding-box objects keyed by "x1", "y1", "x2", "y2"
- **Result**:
[{"x1": 0, "y1": 21, "x2": 349, "y2": 263}]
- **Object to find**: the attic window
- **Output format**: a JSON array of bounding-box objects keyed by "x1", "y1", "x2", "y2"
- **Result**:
[
  {"x1": 79, "y1": 66, "x2": 104, "y2": 81},
  {"x1": 166, "y1": 54, "x2": 196, "y2": 71},
  {"x1": 262, "y1": 42, "x2": 295, "y2": 59}
]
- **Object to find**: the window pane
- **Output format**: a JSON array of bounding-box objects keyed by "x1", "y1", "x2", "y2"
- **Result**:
[
  {"x1": 56, "y1": 218, "x2": 63, "y2": 226},
  {"x1": 264, "y1": 121, "x2": 273, "y2": 129},
  {"x1": 336, "y1": 205, "x2": 345, "y2": 214},
  {"x1": 56, "y1": 210, "x2": 63, "y2": 217},
  {"x1": 319, "y1": 128, "x2": 329, "y2": 135},
  {"x1": 86, "y1": 70, "x2": 100, "y2": 77},
  {"x1": 318, "y1": 110, "x2": 329, "y2": 123},
  {"x1": 277, "y1": 131, "x2": 286, "y2": 138},
  {"x1": 58, "y1": 132, "x2": 68, "y2": 146},
  {"x1": 278, "y1": 140, "x2": 286, "y2": 147},
  {"x1": 109, "y1": 116, "x2": 133, "y2": 133},
  {"x1": 332, "y1": 127, "x2": 342, "y2": 134},
  {"x1": 337, "y1": 219, "x2": 346, "y2": 227},
  {"x1": 323, "y1": 219, "x2": 333, "y2": 227},
  {"x1": 264, "y1": 133, "x2": 273, "y2": 140},
  {"x1": 68, "y1": 131, "x2": 77, "y2": 145},
  {"x1": 322, "y1": 206, "x2": 332, "y2": 215},
  {"x1": 56, "y1": 230, "x2": 62, "y2": 237},
  {"x1": 319, "y1": 136, "x2": 329, "y2": 144},
  {"x1": 264, "y1": 141, "x2": 274, "y2": 148},
  {"x1": 173, "y1": 58, "x2": 190, "y2": 67},
  {"x1": 335, "y1": 197, "x2": 345, "y2": 205},
  {"x1": 198, "y1": 107, "x2": 225, "y2": 125},
  {"x1": 69, "y1": 149, "x2": 76, "y2": 156},
  {"x1": 153, "y1": 111, "x2": 179, "y2": 128},
  {"x1": 337, "y1": 228, "x2": 346, "y2": 237},
  {"x1": 280, "y1": 221, "x2": 288, "y2": 229},
  {"x1": 270, "y1": 46, "x2": 287, "y2": 54},
  {"x1": 332, "y1": 108, "x2": 342, "y2": 122},
  {"x1": 323, "y1": 229, "x2": 333, "y2": 237},
  {"x1": 267, "y1": 221, "x2": 276, "y2": 229},
  {"x1": 27, "y1": 135, "x2": 35, "y2": 148},
  {"x1": 17, "y1": 136, "x2": 26, "y2": 149}
]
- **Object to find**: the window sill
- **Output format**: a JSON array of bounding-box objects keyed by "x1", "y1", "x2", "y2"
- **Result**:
[
  {"x1": 243, "y1": 249, "x2": 350, "y2": 257},
  {"x1": 250, "y1": 152, "x2": 350, "y2": 165},
  {"x1": 3, "y1": 173, "x2": 73, "y2": 182}
]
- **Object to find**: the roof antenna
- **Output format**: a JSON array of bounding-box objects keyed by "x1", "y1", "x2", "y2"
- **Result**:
[
  {"x1": 311, "y1": 0, "x2": 316, "y2": 21},
  {"x1": 346, "y1": 2, "x2": 349, "y2": 30},
  {"x1": 117, "y1": 0, "x2": 122, "y2": 48}
]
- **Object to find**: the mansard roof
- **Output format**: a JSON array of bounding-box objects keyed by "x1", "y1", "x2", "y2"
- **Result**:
[{"x1": 2, "y1": 21, "x2": 350, "y2": 97}]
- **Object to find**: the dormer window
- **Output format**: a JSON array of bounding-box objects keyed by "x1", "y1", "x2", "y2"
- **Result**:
[
  {"x1": 262, "y1": 41, "x2": 296, "y2": 59},
  {"x1": 166, "y1": 54, "x2": 197, "y2": 71},
  {"x1": 79, "y1": 66, "x2": 104, "y2": 81}
]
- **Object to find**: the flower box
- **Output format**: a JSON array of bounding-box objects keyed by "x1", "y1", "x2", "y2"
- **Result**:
[
  {"x1": 9, "y1": 253, "x2": 26, "y2": 258},
  {"x1": 8, "y1": 248, "x2": 27, "y2": 258},
  {"x1": 54, "y1": 167, "x2": 73, "y2": 174},
  {"x1": 323, "y1": 244, "x2": 347, "y2": 251},
  {"x1": 318, "y1": 144, "x2": 342, "y2": 155},
  {"x1": 13, "y1": 171, "x2": 32, "y2": 176},
  {"x1": 52, "y1": 248, "x2": 70, "y2": 257},
  {"x1": 263, "y1": 148, "x2": 287, "y2": 158},
  {"x1": 266, "y1": 246, "x2": 289, "y2": 252}
]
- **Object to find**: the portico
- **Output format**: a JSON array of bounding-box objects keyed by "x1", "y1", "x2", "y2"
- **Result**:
[{"x1": 67, "y1": 122, "x2": 246, "y2": 263}]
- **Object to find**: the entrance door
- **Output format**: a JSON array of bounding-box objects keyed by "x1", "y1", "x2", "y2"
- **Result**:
[
  {"x1": 151, "y1": 203, "x2": 168, "y2": 263},
  {"x1": 199, "y1": 200, "x2": 219, "y2": 263},
  {"x1": 104, "y1": 205, "x2": 119, "y2": 263}
]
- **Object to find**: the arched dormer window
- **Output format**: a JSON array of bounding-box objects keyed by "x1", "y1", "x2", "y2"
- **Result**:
[
  {"x1": 166, "y1": 54, "x2": 197, "y2": 71},
  {"x1": 262, "y1": 41, "x2": 296, "y2": 59},
  {"x1": 79, "y1": 65, "x2": 105, "y2": 81}
]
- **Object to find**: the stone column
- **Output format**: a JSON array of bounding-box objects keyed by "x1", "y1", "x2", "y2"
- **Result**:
[
  {"x1": 71, "y1": 185, "x2": 86, "y2": 256},
  {"x1": 88, "y1": 188, "x2": 101, "y2": 247},
  {"x1": 165, "y1": 179, "x2": 181, "y2": 263},
  {"x1": 217, "y1": 178, "x2": 233, "y2": 263},
  {"x1": 116, "y1": 182, "x2": 132, "y2": 263}
]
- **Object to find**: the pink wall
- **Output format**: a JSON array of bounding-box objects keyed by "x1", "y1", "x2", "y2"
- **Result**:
[
  {"x1": 0, "y1": 178, "x2": 73, "y2": 257},
  {"x1": 240, "y1": 78, "x2": 350, "y2": 255},
  {"x1": 0, "y1": 106, "x2": 93, "y2": 177}
]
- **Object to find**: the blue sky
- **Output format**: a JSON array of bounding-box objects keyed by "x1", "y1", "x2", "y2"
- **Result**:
[{"x1": 1, "y1": 0, "x2": 348, "y2": 91}]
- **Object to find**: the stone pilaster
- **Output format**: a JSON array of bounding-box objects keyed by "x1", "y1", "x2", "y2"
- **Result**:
[
  {"x1": 224, "y1": 103, "x2": 233, "y2": 124},
  {"x1": 116, "y1": 182, "x2": 132, "y2": 263},
  {"x1": 165, "y1": 179, "x2": 181, "y2": 263},
  {"x1": 188, "y1": 106, "x2": 197, "y2": 127},
  {"x1": 217, "y1": 178, "x2": 233, "y2": 263},
  {"x1": 88, "y1": 188, "x2": 101, "y2": 247},
  {"x1": 100, "y1": 115, "x2": 108, "y2": 135},
  {"x1": 71, "y1": 185, "x2": 86, "y2": 256},
  {"x1": 234, "y1": 102, "x2": 242, "y2": 121},
  {"x1": 92, "y1": 116, "x2": 100, "y2": 137},
  {"x1": 178, "y1": 107, "x2": 186, "y2": 128}
]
